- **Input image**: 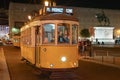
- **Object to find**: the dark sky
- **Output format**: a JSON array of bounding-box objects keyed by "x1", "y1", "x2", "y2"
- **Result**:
[
  {"x1": 56, "y1": 0, "x2": 120, "y2": 10},
  {"x1": 0, "y1": 0, "x2": 120, "y2": 10}
]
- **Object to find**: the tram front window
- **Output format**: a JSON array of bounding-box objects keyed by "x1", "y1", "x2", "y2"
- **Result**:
[
  {"x1": 43, "y1": 24, "x2": 55, "y2": 44},
  {"x1": 58, "y1": 23, "x2": 70, "y2": 43}
]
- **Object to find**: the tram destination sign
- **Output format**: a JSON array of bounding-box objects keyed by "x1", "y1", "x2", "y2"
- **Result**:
[{"x1": 46, "y1": 7, "x2": 73, "y2": 14}]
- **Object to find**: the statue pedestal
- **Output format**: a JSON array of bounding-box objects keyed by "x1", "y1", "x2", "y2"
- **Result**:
[
  {"x1": 92, "y1": 27, "x2": 115, "y2": 44},
  {"x1": 92, "y1": 39, "x2": 115, "y2": 44}
]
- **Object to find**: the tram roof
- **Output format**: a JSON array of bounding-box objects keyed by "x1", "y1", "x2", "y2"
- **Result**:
[{"x1": 32, "y1": 13, "x2": 78, "y2": 21}]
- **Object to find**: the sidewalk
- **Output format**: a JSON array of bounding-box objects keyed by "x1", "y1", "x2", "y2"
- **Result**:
[
  {"x1": 0, "y1": 48, "x2": 10, "y2": 80},
  {"x1": 79, "y1": 56, "x2": 120, "y2": 69}
]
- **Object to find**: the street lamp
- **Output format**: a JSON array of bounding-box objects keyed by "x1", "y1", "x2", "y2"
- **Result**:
[
  {"x1": 28, "y1": 15, "x2": 32, "y2": 20},
  {"x1": 117, "y1": 29, "x2": 120, "y2": 37},
  {"x1": 44, "y1": 0, "x2": 49, "y2": 6},
  {"x1": 44, "y1": 0, "x2": 56, "y2": 6}
]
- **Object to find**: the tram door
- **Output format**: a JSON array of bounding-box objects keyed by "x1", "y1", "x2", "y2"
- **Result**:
[{"x1": 35, "y1": 26, "x2": 41, "y2": 67}]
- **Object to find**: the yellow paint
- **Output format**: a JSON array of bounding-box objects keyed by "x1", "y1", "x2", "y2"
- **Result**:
[
  {"x1": 21, "y1": 45, "x2": 79, "y2": 69},
  {"x1": 39, "y1": 45, "x2": 79, "y2": 69}
]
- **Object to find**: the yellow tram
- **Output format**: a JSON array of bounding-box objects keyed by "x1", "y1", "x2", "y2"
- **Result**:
[
  {"x1": 20, "y1": 6, "x2": 79, "y2": 71},
  {"x1": 12, "y1": 35, "x2": 20, "y2": 47}
]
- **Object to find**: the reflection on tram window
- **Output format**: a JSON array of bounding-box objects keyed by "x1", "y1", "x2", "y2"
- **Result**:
[
  {"x1": 36, "y1": 26, "x2": 41, "y2": 45},
  {"x1": 27, "y1": 28, "x2": 31, "y2": 45},
  {"x1": 58, "y1": 23, "x2": 70, "y2": 43},
  {"x1": 21, "y1": 28, "x2": 31, "y2": 45},
  {"x1": 43, "y1": 24, "x2": 55, "y2": 44},
  {"x1": 72, "y1": 24, "x2": 78, "y2": 44}
]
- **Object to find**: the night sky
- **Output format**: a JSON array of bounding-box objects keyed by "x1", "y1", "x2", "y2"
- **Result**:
[{"x1": 0, "y1": 0, "x2": 120, "y2": 10}]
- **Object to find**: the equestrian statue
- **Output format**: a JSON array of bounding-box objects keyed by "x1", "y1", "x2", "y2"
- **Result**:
[{"x1": 95, "y1": 10, "x2": 110, "y2": 26}]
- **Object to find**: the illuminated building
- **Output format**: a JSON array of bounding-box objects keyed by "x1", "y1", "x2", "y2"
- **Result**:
[{"x1": 9, "y1": 2, "x2": 120, "y2": 44}]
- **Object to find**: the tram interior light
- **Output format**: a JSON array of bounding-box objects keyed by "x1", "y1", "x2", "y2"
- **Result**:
[{"x1": 61, "y1": 56, "x2": 67, "y2": 62}]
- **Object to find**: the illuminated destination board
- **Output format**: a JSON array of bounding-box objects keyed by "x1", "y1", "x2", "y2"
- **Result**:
[
  {"x1": 46, "y1": 7, "x2": 73, "y2": 14},
  {"x1": 66, "y1": 9, "x2": 73, "y2": 14},
  {"x1": 51, "y1": 8, "x2": 63, "y2": 13}
]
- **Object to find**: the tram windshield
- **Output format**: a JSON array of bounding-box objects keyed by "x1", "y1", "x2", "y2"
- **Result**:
[
  {"x1": 42, "y1": 23, "x2": 78, "y2": 45},
  {"x1": 43, "y1": 24, "x2": 55, "y2": 44},
  {"x1": 58, "y1": 23, "x2": 70, "y2": 43}
]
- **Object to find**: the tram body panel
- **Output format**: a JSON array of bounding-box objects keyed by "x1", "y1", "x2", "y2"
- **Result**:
[
  {"x1": 39, "y1": 45, "x2": 78, "y2": 69},
  {"x1": 35, "y1": 46, "x2": 41, "y2": 67},
  {"x1": 20, "y1": 46, "x2": 25, "y2": 58},
  {"x1": 13, "y1": 42, "x2": 20, "y2": 47},
  {"x1": 26, "y1": 46, "x2": 35, "y2": 64},
  {"x1": 21, "y1": 26, "x2": 36, "y2": 64},
  {"x1": 39, "y1": 20, "x2": 79, "y2": 26},
  {"x1": 21, "y1": 45, "x2": 35, "y2": 64}
]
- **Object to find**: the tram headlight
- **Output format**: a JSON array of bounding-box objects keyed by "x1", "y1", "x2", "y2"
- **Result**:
[
  {"x1": 73, "y1": 62, "x2": 77, "y2": 66},
  {"x1": 50, "y1": 64, "x2": 54, "y2": 68},
  {"x1": 61, "y1": 56, "x2": 67, "y2": 62}
]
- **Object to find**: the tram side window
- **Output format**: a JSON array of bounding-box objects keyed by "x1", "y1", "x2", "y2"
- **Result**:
[
  {"x1": 21, "y1": 28, "x2": 31, "y2": 45},
  {"x1": 24, "y1": 30, "x2": 27, "y2": 45},
  {"x1": 72, "y1": 24, "x2": 78, "y2": 44},
  {"x1": 36, "y1": 26, "x2": 41, "y2": 45},
  {"x1": 27, "y1": 28, "x2": 31, "y2": 45},
  {"x1": 43, "y1": 24, "x2": 55, "y2": 44},
  {"x1": 21, "y1": 31, "x2": 24, "y2": 44},
  {"x1": 58, "y1": 23, "x2": 70, "y2": 43},
  {"x1": 22, "y1": 31, "x2": 26, "y2": 45}
]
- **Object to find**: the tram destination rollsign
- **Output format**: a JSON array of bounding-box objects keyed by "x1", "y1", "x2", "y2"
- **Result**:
[
  {"x1": 52, "y1": 8, "x2": 63, "y2": 13},
  {"x1": 46, "y1": 7, "x2": 73, "y2": 14},
  {"x1": 66, "y1": 8, "x2": 73, "y2": 14},
  {"x1": 46, "y1": 7, "x2": 63, "y2": 13}
]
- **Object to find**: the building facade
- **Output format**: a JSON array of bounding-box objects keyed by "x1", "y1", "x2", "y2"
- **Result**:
[
  {"x1": 9, "y1": 2, "x2": 43, "y2": 37},
  {"x1": 9, "y1": 2, "x2": 120, "y2": 39}
]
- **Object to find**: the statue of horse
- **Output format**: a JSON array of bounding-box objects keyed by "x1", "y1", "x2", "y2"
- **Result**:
[{"x1": 95, "y1": 11, "x2": 110, "y2": 26}]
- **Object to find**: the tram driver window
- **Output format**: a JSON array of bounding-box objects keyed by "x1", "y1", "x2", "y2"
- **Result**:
[
  {"x1": 43, "y1": 24, "x2": 55, "y2": 44},
  {"x1": 58, "y1": 23, "x2": 70, "y2": 43}
]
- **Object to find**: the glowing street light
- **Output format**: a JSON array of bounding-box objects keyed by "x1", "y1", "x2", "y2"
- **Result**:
[
  {"x1": 117, "y1": 29, "x2": 120, "y2": 37},
  {"x1": 12, "y1": 27, "x2": 19, "y2": 34},
  {"x1": 44, "y1": 0, "x2": 49, "y2": 6},
  {"x1": 28, "y1": 15, "x2": 32, "y2": 20}
]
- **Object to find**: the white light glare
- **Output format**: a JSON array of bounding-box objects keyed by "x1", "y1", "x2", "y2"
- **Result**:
[
  {"x1": 45, "y1": 1, "x2": 49, "y2": 6},
  {"x1": 61, "y1": 56, "x2": 67, "y2": 62},
  {"x1": 50, "y1": 64, "x2": 54, "y2": 68}
]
